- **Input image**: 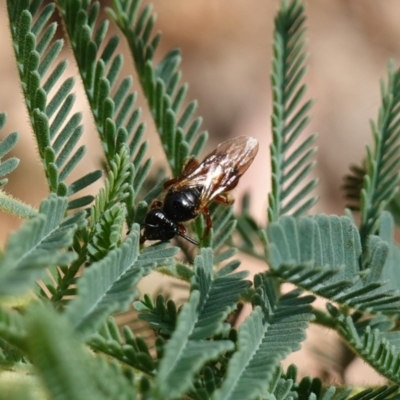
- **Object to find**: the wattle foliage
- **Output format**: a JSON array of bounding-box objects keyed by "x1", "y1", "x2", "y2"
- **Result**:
[{"x1": 1, "y1": 0, "x2": 400, "y2": 399}]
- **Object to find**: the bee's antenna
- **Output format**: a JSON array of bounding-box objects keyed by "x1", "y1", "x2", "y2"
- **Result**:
[{"x1": 177, "y1": 232, "x2": 199, "y2": 246}]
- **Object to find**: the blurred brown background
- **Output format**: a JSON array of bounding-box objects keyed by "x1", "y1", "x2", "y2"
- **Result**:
[{"x1": 1, "y1": 0, "x2": 400, "y2": 386}]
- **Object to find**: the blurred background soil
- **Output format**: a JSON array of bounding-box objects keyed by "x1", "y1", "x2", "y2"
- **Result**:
[{"x1": 1, "y1": 0, "x2": 400, "y2": 386}]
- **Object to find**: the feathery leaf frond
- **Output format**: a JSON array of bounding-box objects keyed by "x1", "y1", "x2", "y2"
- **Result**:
[
  {"x1": 191, "y1": 248, "x2": 251, "y2": 339},
  {"x1": 57, "y1": 0, "x2": 144, "y2": 160},
  {"x1": 134, "y1": 293, "x2": 178, "y2": 337},
  {"x1": 214, "y1": 274, "x2": 314, "y2": 400},
  {"x1": 65, "y1": 224, "x2": 151, "y2": 337},
  {"x1": 235, "y1": 193, "x2": 264, "y2": 259},
  {"x1": 89, "y1": 317, "x2": 157, "y2": 375},
  {"x1": 87, "y1": 203, "x2": 126, "y2": 262},
  {"x1": 0, "y1": 113, "x2": 37, "y2": 218},
  {"x1": 7, "y1": 0, "x2": 101, "y2": 209},
  {"x1": 155, "y1": 290, "x2": 234, "y2": 400},
  {"x1": 110, "y1": 0, "x2": 208, "y2": 176},
  {"x1": 268, "y1": 0, "x2": 317, "y2": 222},
  {"x1": 329, "y1": 304, "x2": 400, "y2": 385},
  {"x1": 26, "y1": 303, "x2": 136, "y2": 400},
  {"x1": 0, "y1": 306, "x2": 26, "y2": 350},
  {"x1": 342, "y1": 162, "x2": 366, "y2": 212},
  {"x1": 0, "y1": 113, "x2": 19, "y2": 189},
  {"x1": 269, "y1": 365, "x2": 352, "y2": 400},
  {"x1": 343, "y1": 62, "x2": 400, "y2": 246},
  {"x1": 0, "y1": 195, "x2": 85, "y2": 296},
  {"x1": 264, "y1": 215, "x2": 400, "y2": 315},
  {"x1": 136, "y1": 248, "x2": 250, "y2": 337},
  {"x1": 56, "y1": 0, "x2": 150, "y2": 223}
]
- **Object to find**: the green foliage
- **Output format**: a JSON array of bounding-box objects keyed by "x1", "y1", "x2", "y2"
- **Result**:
[
  {"x1": 0, "y1": 113, "x2": 37, "y2": 218},
  {"x1": 344, "y1": 62, "x2": 400, "y2": 246},
  {"x1": 213, "y1": 276, "x2": 314, "y2": 400},
  {"x1": 155, "y1": 291, "x2": 234, "y2": 399},
  {"x1": 2, "y1": 0, "x2": 400, "y2": 399},
  {"x1": 26, "y1": 303, "x2": 136, "y2": 400},
  {"x1": 0, "y1": 195, "x2": 85, "y2": 296},
  {"x1": 110, "y1": 0, "x2": 208, "y2": 176},
  {"x1": 264, "y1": 215, "x2": 400, "y2": 315},
  {"x1": 268, "y1": 0, "x2": 317, "y2": 222},
  {"x1": 7, "y1": 0, "x2": 102, "y2": 210}
]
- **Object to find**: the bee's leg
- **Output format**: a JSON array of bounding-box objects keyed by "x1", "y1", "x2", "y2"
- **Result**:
[
  {"x1": 150, "y1": 200, "x2": 163, "y2": 209},
  {"x1": 177, "y1": 223, "x2": 187, "y2": 234},
  {"x1": 214, "y1": 193, "x2": 234, "y2": 205},
  {"x1": 202, "y1": 207, "x2": 213, "y2": 238}
]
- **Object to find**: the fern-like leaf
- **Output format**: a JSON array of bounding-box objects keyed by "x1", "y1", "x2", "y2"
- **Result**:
[
  {"x1": 0, "y1": 306, "x2": 26, "y2": 351},
  {"x1": 268, "y1": 0, "x2": 317, "y2": 222},
  {"x1": 136, "y1": 248, "x2": 251, "y2": 338},
  {"x1": 264, "y1": 215, "x2": 400, "y2": 315},
  {"x1": 89, "y1": 317, "x2": 158, "y2": 375},
  {"x1": 110, "y1": 0, "x2": 208, "y2": 176},
  {"x1": 65, "y1": 224, "x2": 178, "y2": 337},
  {"x1": 235, "y1": 193, "x2": 264, "y2": 259},
  {"x1": 0, "y1": 113, "x2": 19, "y2": 188},
  {"x1": 329, "y1": 304, "x2": 400, "y2": 385},
  {"x1": 342, "y1": 162, "x2": 366, "y2": 212},
  {"x1": 26, "y1": 303, "x2": 136, "y2": 400},
  {"x1": 191, "y1": 248, "x2": 251, "y2": 339},
  {"x1": 378, "y1": 212, "x2": 400, "y2": 292},
  {"x1": 56, "y1": 0, "x2": 150, "y2": 223},
  {"x1": 0, "y1": 113, "x2": 38, "y2": 218},
  {"x1": 344, "y1": 62, "x2": 400, "y2": 246},
  {"x1": 213, "y1": 274, "x2": 314, "y2": 400},
  {"x1": 0, "y1": 195, "x2": 85, "y2": 296},
  {"x1": 268, "y1": 365, "x2": 352, "y2": 400},
  {"x1": 7, "y1": 0, "x2": 101, "y2": 209},
  {"x1": 155, "y1": 290, "x2": 234, "y2": 399}
]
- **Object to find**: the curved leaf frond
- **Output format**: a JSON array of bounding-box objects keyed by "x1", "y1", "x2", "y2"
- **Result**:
[
  {"x1": 269, "y1": 365, "x2": 352, "y2": 400},
  {"x1": 342, "y1": 162, "x2": 366, "y2": 212},
  {"x1": 0, "y1": 113, "x2": 19, "y2": 189},
  {"x1": 191, "y1": 248, "x2": 251, "y2": 339},
  {"x1": 87, "y1": 203, "x2": 126, "y2": 262},
  {"x1": 155, "y1": 290, "x2": 234, "y2": 400},
  {"x1": 89, "y1": 317, "x2": 158, "y2": 375},
  {"x1": 264, "y1": 215, "x2": 400, "y2": 315},
  {"x1": 56, "y1": 0, "x2": 151, "y2": 221},
  {"x1": 329, "y1": 305, "x2": 400, "y2": 385},
  {"x1": 0, "y1": 306, "x2": 26, "y2": 350},
  {"x1": 235, "y1": 193, "x2": 264, "y2": 260},
  {"x1": 65, "y1": 224, "x2": 173, "y2": 337},
  {"x1": 7, "y1": 0, "x2": 101, "y2": 209},
  {"x1": 214, "y1": 274, "x2": 314, "y2": 400},
  {"x1": 0, "y1": 195, "x2": 85, "y2": 296},
  {"x1": 136, "y1": 248, "x2": 251, "y2": 338},
  {"x1": 0, "y1": 114, "x2": 37, "y2": 218},
  {"x1": 344, "y1": 62, "x2": 400, "y2": 246},
  {"x1": 110, "y1": 0, "x2": 208, "y2": 176},
  {"x1": 26, "y1": 303, "x2": 136, "y2": 400},
  {"x1": 268, "y1": 0, "x2": 317, "y2": 222},
  {"x1": 133, "y1": 293, "x2": 178, "y2": 337}
]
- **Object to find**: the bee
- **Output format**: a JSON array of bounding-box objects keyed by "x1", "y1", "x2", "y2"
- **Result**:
[{"x1": 140, "y1": 136, "x2": 259, "y2": 245}]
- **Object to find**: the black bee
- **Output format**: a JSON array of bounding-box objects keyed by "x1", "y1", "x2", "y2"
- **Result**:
[{"x1": 141, "y1": 136, "x2": 259, "y2": 245}]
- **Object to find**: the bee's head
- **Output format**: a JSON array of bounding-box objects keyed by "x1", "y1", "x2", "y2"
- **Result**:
[
  {"x1": 140, "y1": 208, "x2": 199, "y2": 245},
  {"x1": 140, "y1": 208, "x2": 177, "y2": 243}
]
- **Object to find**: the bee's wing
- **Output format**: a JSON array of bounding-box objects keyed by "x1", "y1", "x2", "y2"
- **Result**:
[{"x1": 179, "y1": 136, "x2": 259, "y2": 205}]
